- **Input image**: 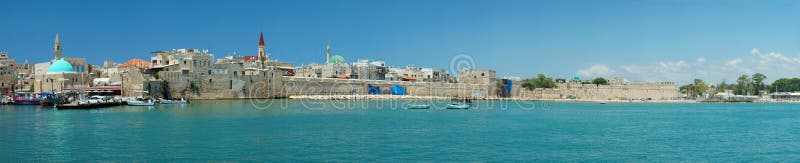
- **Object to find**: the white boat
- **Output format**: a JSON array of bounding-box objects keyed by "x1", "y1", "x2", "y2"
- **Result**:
[
  {"x1": 406, "y1": 104, "x2": 431, "y2": 109},
  {"x1": 128, "y1": 100, "x2": 155, "y2": 106},
  {"x1": 160, "y1": 98, "x2": 189, "y2": 104},
  {"x1": 446, "y1": 103, "x2": 470, "y2": 109}
]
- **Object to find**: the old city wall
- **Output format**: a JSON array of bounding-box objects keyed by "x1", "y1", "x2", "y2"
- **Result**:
[
  {"x1": 282, "y1": 77, "x2": 493, "y2": 97},
  {"x1": 510, "y1": 82, "x2": 680, "y2": 100},
  {"x1": 148, "y1": 70, "x2": 285, "y2": 100}
]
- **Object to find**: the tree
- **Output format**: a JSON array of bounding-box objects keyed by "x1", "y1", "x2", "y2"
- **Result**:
[
  {"x1": 717, "y1": 81, "x2": 729, "y2": 92},
  {"x1": 521, "y1": 74, "x2": 557, "y2": 90},
  {"x1": 679, "y1": 79, "x2": 709, "y2": 98},
  {"x1": 591, "y1": 77, "x2": 609, "y2": 86},
  {"x1": 771, "y1": 78, "x2": 800, "y2": 92},
  {"x1": 751, "y1": 73, "x2": 767, "y2": 95},
  {"x1": 693, "y1": 79, "x2": 709, "y2": 96},
  {"x1": 736, "y1": 75, "x2": 751, "y2": 95}
]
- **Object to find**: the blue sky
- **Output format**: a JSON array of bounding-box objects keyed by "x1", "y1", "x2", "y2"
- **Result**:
[{"x1": 0, "y1": 0, "x2": 798, "y2": 83}]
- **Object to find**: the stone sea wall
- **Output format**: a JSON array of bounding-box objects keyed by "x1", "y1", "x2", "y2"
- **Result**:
[
  {"x1": 282, "y1": 77, "x2": 495, "y2": 98},
  {"x1": 510, "y1": 82, "x2": 680, "y2": 100},
  {"x1": 136, "y1": 71, "x2": 678, "y2": 100}
]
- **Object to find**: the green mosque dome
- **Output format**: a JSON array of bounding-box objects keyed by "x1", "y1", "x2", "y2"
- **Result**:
[
  {"x1": 47, "y1": 59, "x2": 75, "y2": 74},
  {"x1": 328, "y1": 55, "x2": 346, "y2": 65}
]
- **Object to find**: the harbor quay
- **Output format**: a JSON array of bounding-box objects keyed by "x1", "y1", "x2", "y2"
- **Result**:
[{"x1": 0, "y1": 32, "x2": 682, "y2": 106}]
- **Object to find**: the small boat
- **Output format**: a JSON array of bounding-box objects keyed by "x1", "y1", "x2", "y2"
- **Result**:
[
  {"x1": 160, "y1": 98, "x2": 189, "y2": 104},
  {"x1": 406, "y1": 104, "x2": 430, "y2": 109},
  {"x1": 39, "y1": 92, "x2": 66, "y2": 106},
  {"x1": 13, "y1": 96, "x2": 41, "y2": 105},
  {"x1": 128, "y1": 100, "x2": 155, "y2": 106},
  {"x1": 446, "y1": 103, "x2": 470, "y2": 109}
]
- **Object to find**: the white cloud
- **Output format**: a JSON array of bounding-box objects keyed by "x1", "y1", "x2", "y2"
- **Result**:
[
  {"x1": 751, "y1": 48, "x2": 760, "y2": 55},
  {"x1": 576, "y1": 64, "x2": 615, "y2": 78},
  {"x1": 575, "y1": 48, "x2": 800, "y2": 84},
  {"x1": 726, "y1": 58, "x2": 743, "y2": 66}
]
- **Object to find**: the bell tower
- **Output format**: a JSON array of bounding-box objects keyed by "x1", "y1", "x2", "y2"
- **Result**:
[{"x1": 258, "y1": 32, "x2": 267, "y2": 65}]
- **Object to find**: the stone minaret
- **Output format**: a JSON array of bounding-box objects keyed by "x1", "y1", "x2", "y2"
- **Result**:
[
  {"x1": 54, "y1": 33, "x2": 62, "y2": 60},
  {"x1": 325, "y1": 43, "x2": 330, "y2": 65}
]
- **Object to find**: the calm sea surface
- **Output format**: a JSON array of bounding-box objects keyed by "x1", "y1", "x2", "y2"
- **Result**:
[{"x1": 2, "y1": 100, "x2": 800, "y2": 161}]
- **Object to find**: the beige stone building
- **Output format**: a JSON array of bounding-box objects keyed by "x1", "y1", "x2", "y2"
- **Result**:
[{"x1": 31, "y1": 34, "x2": 92, "y2": 93}]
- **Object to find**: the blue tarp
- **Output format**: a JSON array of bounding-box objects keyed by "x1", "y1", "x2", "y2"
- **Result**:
[
  {"x1": 500, "y1": 79, "x2": 512, "y2": 98},
  {"x1": 390, "y1": 84, "x2": 406, "y2": 95},
  {"x1": 368, "y1": 84, "x2": 381, "y2": 95}
]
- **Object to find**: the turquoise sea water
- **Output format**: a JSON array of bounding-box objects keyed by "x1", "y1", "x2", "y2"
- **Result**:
[{"x1": 2, "y1": 100, "x2": 800, "y2": 161}]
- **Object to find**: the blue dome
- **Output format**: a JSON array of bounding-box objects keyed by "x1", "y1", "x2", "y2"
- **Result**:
[{"x1": 47, "y1": 59, "x2": 74, "y2": 74}]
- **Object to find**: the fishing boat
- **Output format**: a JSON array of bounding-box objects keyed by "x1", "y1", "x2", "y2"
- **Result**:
[
  {"x1": 406, "y1": 104, "x2": 431, "y2": 109},
  {"x1": 39, "y1": 92, "x2": 69, "y2": 106},
  {"x1": 1, "y1": 96, "x2": 13, "y2": 104},
  {"x1": 159, "y1": 98, "x2": 189, "y2": 104},
  {"x1": 446, "y1": 97, "x2": 473, "y2": 109},
  {"x1": 12, "y1": 92, "x2": 42, "y2": 105},
  {"x1": 446, "y1": 103, "x2": 470, "y2": 109}
]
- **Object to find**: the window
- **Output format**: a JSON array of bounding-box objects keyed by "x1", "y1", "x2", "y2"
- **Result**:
[{"x1": 481, "y1": 73, "x2": 485, "y2": 76}]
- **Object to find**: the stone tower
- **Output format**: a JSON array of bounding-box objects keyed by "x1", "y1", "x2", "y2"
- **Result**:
[
  {"x1": 54, "y1": 33, "x2": 62, "y2": 59},
  {"x1": 325, "y1": 43, "x2": 330, "y2": 65}
]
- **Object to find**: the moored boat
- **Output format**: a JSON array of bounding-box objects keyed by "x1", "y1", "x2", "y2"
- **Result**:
[
  {"x1": 13, "y1": 92, "x2": 42, "y2": 105},
  {"x1": 446, "y1": 103, "x2": 470, "y2": 109},
  {"x1": 159, "y1": 98, "x2": 189, "y2": 104},
  {"x1": 127, "y1": 100, "x2": 155, "y2": 106},
  {"x1": 406, "y1": 104, "x2": 430, "y2": 109}
]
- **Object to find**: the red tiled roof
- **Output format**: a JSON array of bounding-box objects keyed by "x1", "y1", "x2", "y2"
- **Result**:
[{"x1": 243, "y1": 56, "x2": 259, "y2": 62}]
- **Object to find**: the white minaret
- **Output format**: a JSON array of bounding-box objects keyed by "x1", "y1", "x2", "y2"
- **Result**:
[
  {"x1": 325, "y1": 43, "x2": 330, "y2": 65},
  {"x1": 54, "y1": 33, "x2": 62, "y2": 60}
]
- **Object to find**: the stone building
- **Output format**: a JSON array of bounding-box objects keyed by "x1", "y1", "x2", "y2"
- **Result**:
[
  {"x1": 31, "y1": 34, "x2": 92, "y2": 93},
  {"x1": 0, "y1": 52, "x2": 19, "y2": 92},
  {"x1": 386, "y1": 66, "x2": 426, "y2": 81},
  {"x1": 350, "y1": 59, "x2": 387, "y2": 80},
  {"x1": 421, "y1": 68, "x2": 449, "y2": 82},
  {"x1": 34, "y1": 59, "x2": 92, "y2": 92},
  {"x1": 458, "y1": 68, "x2": 496, "y2": 84}
]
